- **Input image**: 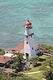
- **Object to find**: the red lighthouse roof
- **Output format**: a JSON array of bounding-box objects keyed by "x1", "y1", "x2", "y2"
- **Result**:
[{"x1": 25, "y1": 20, "x2": 32, "y2": 28}]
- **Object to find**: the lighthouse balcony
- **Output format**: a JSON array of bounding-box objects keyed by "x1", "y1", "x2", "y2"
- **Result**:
[
  {"x1": 26, "y1": 26, "x2": 32, "y2": 29},
  {"x1": 29, "y1": 33, "x2": 34, "y2": 36},
  {"x1": 24, "y1": 33, "x2": 34, "y2": 36}
]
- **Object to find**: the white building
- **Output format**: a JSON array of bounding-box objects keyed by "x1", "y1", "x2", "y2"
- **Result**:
[
  {"x1": 23, "y1": 20, "x2": 37, "y2": 59},
  {"x1": 4, "y1": 49, "x2": 16, "y2": 58}
]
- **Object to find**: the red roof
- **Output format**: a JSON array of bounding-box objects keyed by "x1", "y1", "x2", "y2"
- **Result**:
[
  {"x1": 25, "y1": 20, "x2": 32, "y2": 28},
  {"x1": 0, "y1": 56, "x2": 11, "y2": 64},
  {"x1": 15, "y1": 43, "x2": 24, "y2": 52}
]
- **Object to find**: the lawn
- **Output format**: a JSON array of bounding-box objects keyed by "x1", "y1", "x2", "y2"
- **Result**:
[
  {"x1": 39, "y1": 55, "x2": 47, "y2": 59},
  {"x1": 0, "y1": 49, "x2": 5, "y2": 55},
  {"x1": 24, "y1": 55, "x2": 47, "y2": 73},
  {"x1": 24, "y1": 55, "x2": 47, "y2": 80},
  {"x1": 24, "y1": 66, "x2": 41, "y2": 73},
  {"x1": 26, "y1": 72, "x2": 43, "y2": 80},
  {"x1": 25, "y1": 55, "x2": 47, "y2": 71},
  {"x1": 39, "y1": 55, "x2": 47, "y2": 64}
]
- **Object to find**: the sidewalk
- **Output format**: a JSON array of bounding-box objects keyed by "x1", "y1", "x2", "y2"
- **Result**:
[{"x1": 23, "y1": 71, "x2": 42, "y2": 74}]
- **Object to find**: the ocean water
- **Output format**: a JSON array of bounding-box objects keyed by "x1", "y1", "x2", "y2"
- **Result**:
[{"x1": 0, "y1": 0, "x2": 53, "y2": 48}]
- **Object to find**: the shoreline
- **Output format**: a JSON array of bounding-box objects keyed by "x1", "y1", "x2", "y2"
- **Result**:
[{"x1": 0, "y1": 42, "x2": 53, "y2": 49}]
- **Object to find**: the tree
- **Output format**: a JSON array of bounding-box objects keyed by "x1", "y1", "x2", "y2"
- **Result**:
[
  {"x1": 0, "y1": 72, "x2": 36, "y2": 80},
  {"x1": 31, "y1": 56, "x2": 39, "y2": 67},
  {"x1": 38, "y1": 44, "x2": 53, "y2": 54},
  {"x1": 39, "y1": 55, "x2": 53, "y2": 80},
  {"x1": 12, "y1": 52, "x2": 24, "y2": 72},
  {"x1": 44, "y1": 69, "x2": 53, "y2": 80}
]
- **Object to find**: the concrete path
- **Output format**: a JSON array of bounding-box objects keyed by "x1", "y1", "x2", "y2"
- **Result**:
[{"x1": 23, "y1": 71, "x2": 42, "y2": 74}]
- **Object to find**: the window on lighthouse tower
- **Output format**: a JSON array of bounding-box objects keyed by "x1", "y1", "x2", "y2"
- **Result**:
[
  {"x1": 26, "y1": 42, "x2": 28, "y2": 44},
  {"x1": 32, "y1": 47, "x2": 34, "y2": 50},
  {"x1": 26, "y1": 36, "x2": 28, "y2": 38}
]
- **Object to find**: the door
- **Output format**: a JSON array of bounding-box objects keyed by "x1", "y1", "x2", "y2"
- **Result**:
[{"x1": 26, "y1": 53, "x2": 29, "y2": 61}]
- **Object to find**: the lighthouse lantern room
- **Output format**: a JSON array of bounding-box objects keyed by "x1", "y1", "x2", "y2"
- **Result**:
[{"x1": 24, "y1": 20, "x2": 36, "y2": 60}]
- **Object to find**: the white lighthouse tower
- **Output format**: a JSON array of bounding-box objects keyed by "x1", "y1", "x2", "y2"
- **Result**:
[{"x1": 24, "y1": 20, "x2": 36, "y2": 60}]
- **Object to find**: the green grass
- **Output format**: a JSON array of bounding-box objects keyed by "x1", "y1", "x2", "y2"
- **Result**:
[
  {"x1": 39, "y1": 55, "x2": 47, "y2": 59},
  {"x1": 0, "y1": 49, "x2": 5, "y2": 55},
  {"x1": 26, "y1": 72, "x2": 43, "y2": 80},
  {"x1": 24, "y1": 55, "x2": 47, "y2": 73},
  {"x1": 24, "y1": 55, "x2": 47, "y2": 80},
  {"x1": 24, "y1": 66, "x2": 41, "y2": 73}
]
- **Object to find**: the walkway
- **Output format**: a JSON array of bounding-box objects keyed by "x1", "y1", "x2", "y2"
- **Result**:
[{"x1": 23, "y1": 71, "x2": 42, "y2": 74}]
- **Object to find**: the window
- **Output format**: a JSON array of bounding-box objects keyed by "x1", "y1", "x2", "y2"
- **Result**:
[
  {"x1": 37, "y1": 48, "x2": 39, "y2": 51},
  {"x1": 26, "y1": 36, "x2": 28, "y2": 38},
  {"x1": 26, "y1": 53, "x2": 29, "y2": 57},
  {"x1": 32, "y1": 47, "x2": 33, "y2": 50},
  {"x1": 26, "y1": 42, "x2": 28, "y2": 44}
]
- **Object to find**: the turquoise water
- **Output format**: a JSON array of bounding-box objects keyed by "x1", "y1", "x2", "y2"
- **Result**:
[{"x1": 0, "y1": 0, "x2": 53, "y2": 48}]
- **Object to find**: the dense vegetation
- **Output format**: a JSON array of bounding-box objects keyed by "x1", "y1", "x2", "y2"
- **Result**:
[
  {"x1": 39, "y1": 52, "x2": 53, "y2": 80},
  {"x1": 0, "y1": 67, "x2": 36, "y2": 80},
  {"x1": 39, "y1": 44, "x2": 53, "y2": 53},
  {"x1": 0, "y1": 73, "x2": 36, "y2": 80},
  {"x1": 10, "y1": 52, "x2": 24, "y2": 72},
  {"x1": 0, "y1": 44, "x2": 53, "y2": 80}
]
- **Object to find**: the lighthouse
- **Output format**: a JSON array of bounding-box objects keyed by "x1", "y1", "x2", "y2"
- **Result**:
[{"x1": 24, "y1": 20, "x2": 36, "y2": 60}]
